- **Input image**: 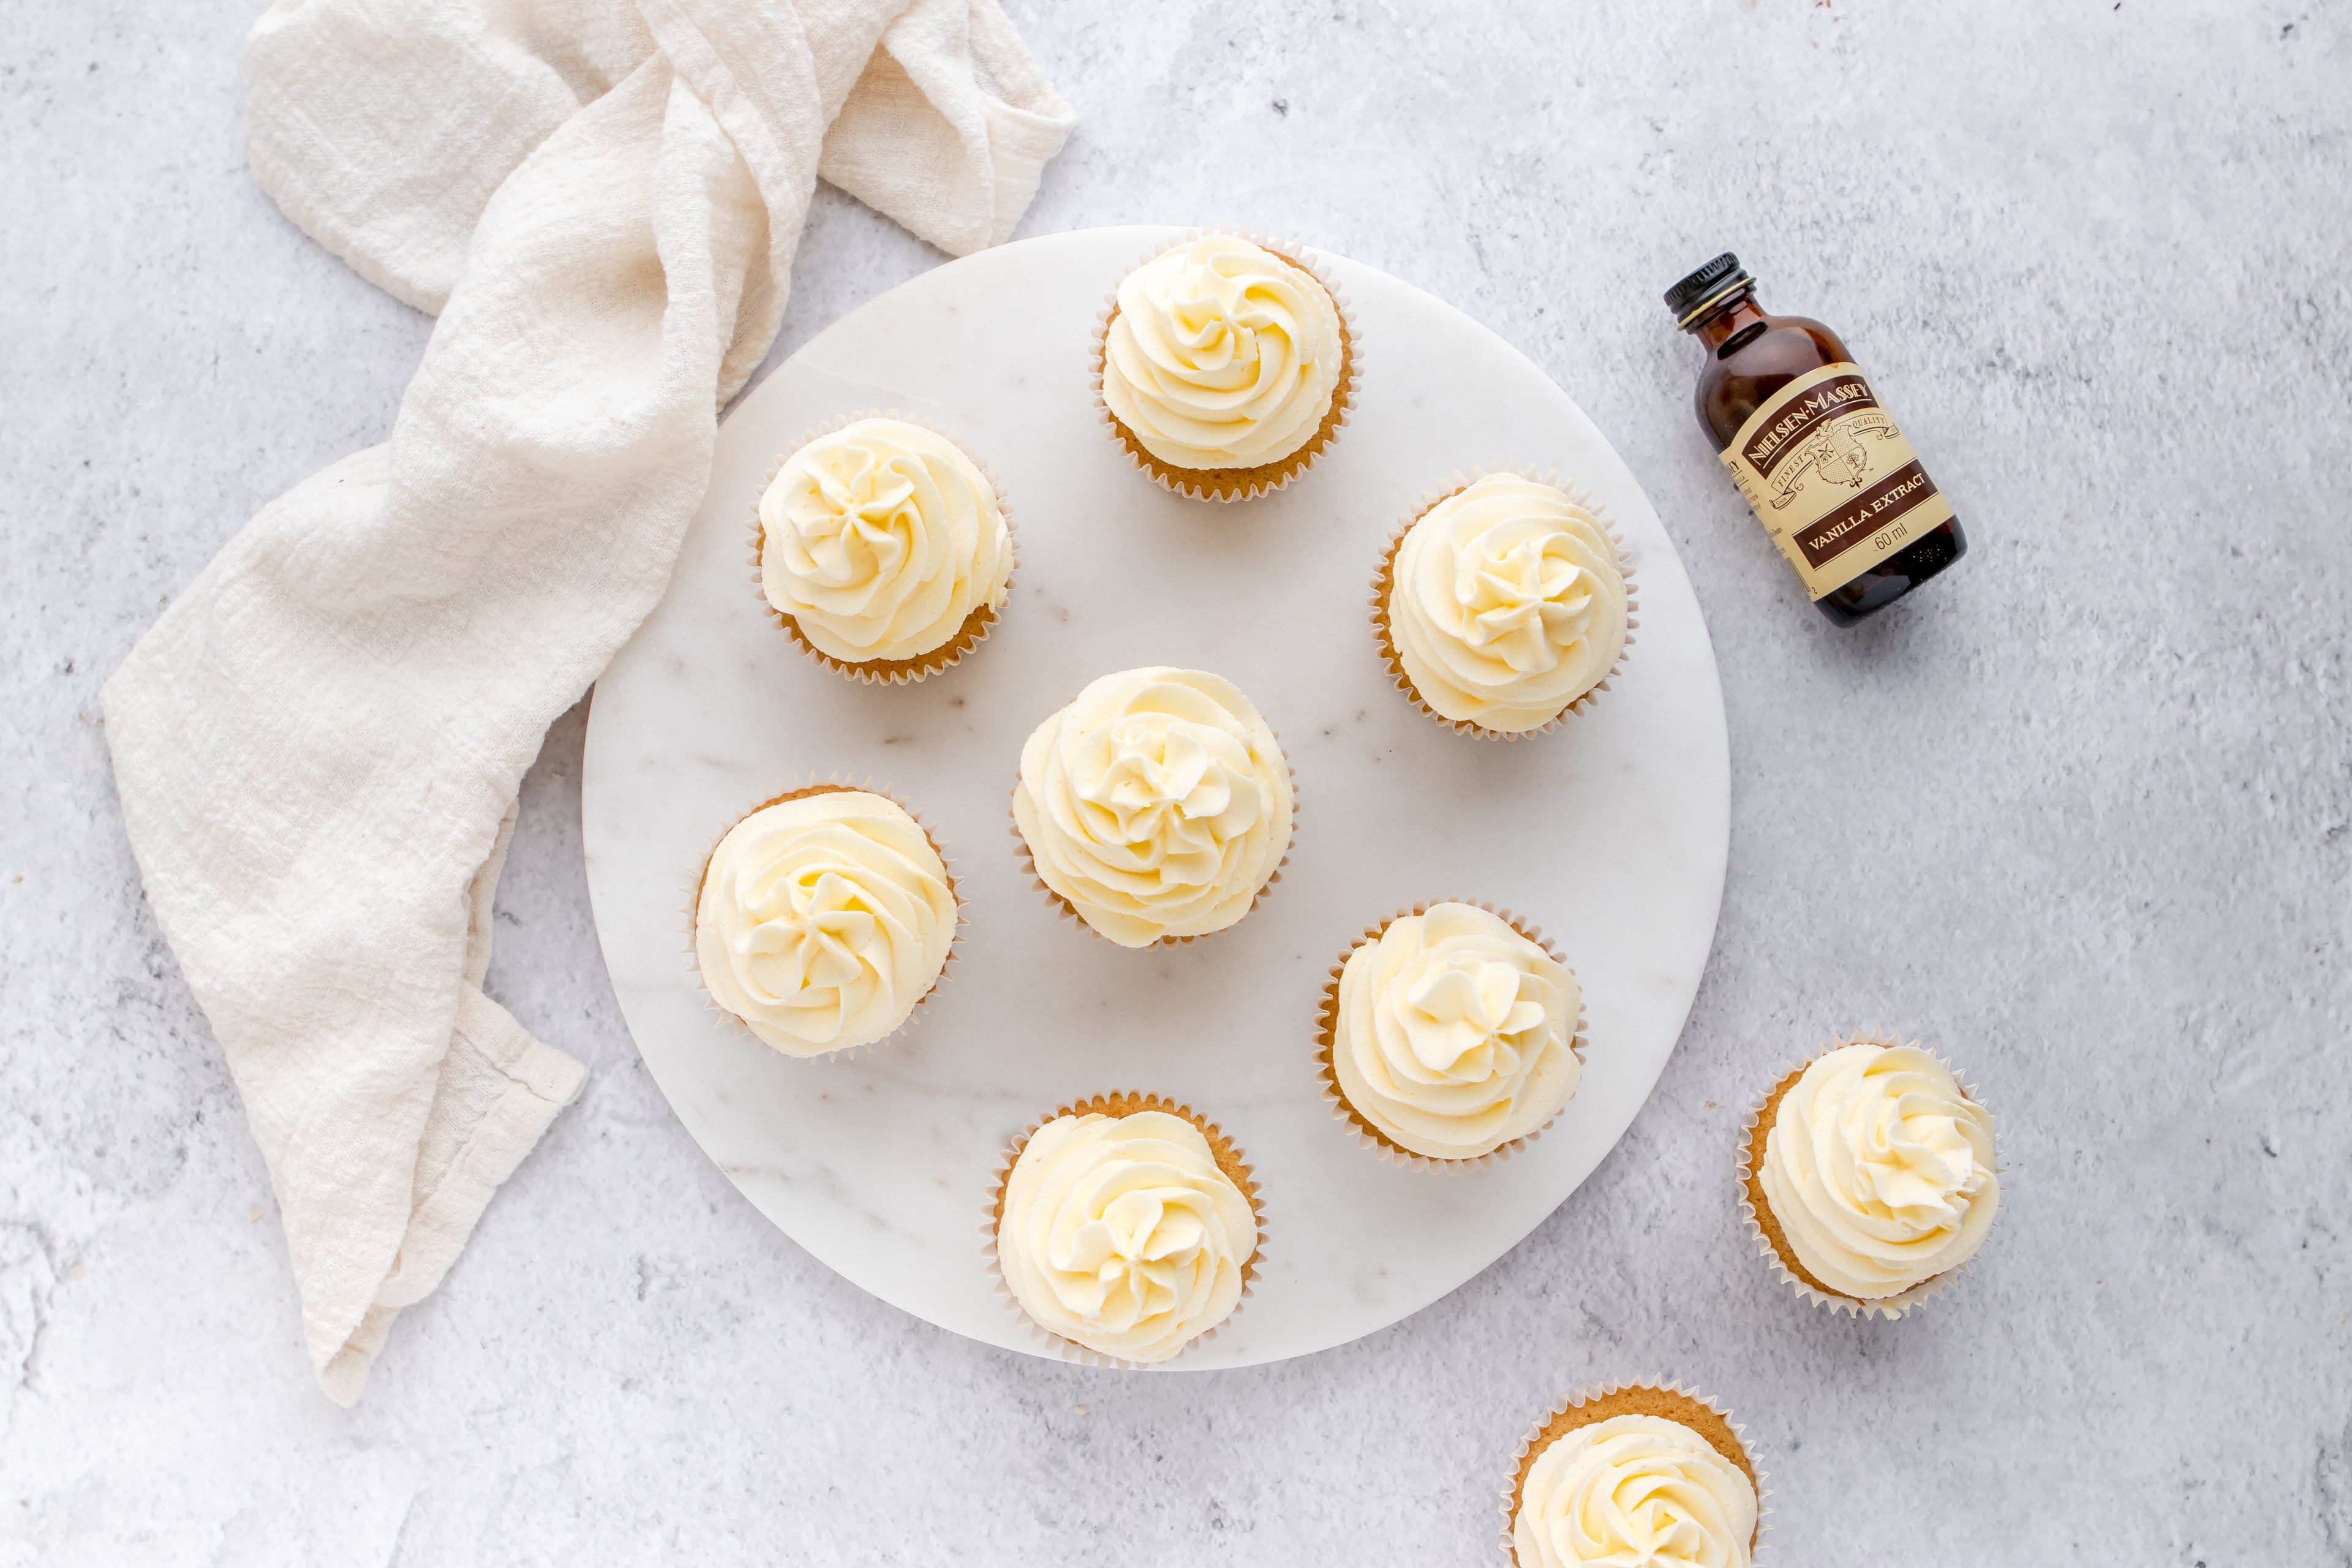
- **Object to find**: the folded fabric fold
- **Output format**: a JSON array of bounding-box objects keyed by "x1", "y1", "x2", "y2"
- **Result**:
[{"x1": 105, "y1": 0, "x2": 1070, "y2": 1404}]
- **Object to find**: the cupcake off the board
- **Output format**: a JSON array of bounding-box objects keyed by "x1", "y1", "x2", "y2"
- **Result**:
[
  {"x1": 1741, "y1": 1033, "x2": 2001, "y2": 1315},
  {"x1": 1506, "y1": 1382, "x2": 1762, "y2": 1568}
]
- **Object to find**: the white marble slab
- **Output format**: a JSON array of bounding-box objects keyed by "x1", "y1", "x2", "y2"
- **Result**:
[{"x1": 580, "y1": 227, "x2": 1729, "y2": 1366}]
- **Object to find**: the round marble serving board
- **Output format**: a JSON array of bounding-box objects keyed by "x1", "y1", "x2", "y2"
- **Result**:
[{"x1": 581, "y1": 226, "x2": 1730, "y2": 1370}]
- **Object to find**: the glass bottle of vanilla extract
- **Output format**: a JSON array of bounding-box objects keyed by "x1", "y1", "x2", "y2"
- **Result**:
[{"x1": 1666, "y1": 253, "x2": 1965, "y2": 625}]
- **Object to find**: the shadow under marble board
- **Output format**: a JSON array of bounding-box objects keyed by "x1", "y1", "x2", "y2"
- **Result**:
[{"x1": 581, "y1": 225, "x2": 1730, "y2": 1369}]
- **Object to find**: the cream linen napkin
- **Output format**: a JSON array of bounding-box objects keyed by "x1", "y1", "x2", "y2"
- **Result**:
[{"x1": 102, "y1": 0, "x2": 1070, "y2": 1405}]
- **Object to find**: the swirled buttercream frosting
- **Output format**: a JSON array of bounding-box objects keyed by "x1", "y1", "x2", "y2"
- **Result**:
[
  {"x1": 1757, "y1": 1041, "x2": 1999, "y2": 1299},
  {"x1": 1012, "y1": 667, "x2": 1293, "y2": 948},
  {"x1": 758, "y1": 418, "x2": 1011, "y2": 665},
  {"x1": 1514, "y1": 1414, "x2": 1758, "y2": 1568},
  {"x1": 694, "y1": 790, "x2": 955, "y2": 1057},
  {"x1": 1330, "y1": 903, "x2": 1580, "y2": 1159},
  {"x1": 996, "y1": 1107, "x2": 1257, "y2": 1363},
  {"x1": 1387, "y1": 475, "x2": 1627, "y2": 733},
  {"x1": 1101, "y1": 235, "x2": 1344, "y2": 472}
]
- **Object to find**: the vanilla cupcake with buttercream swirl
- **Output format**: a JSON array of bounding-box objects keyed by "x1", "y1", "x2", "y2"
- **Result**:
[
  {"x1": 1506, "y1": 1384, "x2": 1761, "y2": 1568},
  {"x1": 1376, "y1": 472, "x2": 1632, "y2": 737},
  {"x1": 1012, "y1": 666, "x2": 1294, "y2": 948},
  {"x1": 1318, "y1": 902, "x2": 1583, "y2": 1165},
  {"x1": 1096, "y1": 233, "x2": 1355, "y2": 500},
  {"x1": 991, "y1": 1093, "x2": 1261, "y2": 1365},
  {"x1": 694, "y1": 786, "x2": 957, "y2": 1058},
  {"x1": 1741, "y1": 1035, "x2": 2000, "y2": 1314},
  {"x1": 756, "y1": 417, "x2": 1013, "y2": 680}
]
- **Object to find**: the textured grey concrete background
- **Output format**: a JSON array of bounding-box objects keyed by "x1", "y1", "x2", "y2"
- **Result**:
[{"x1": 4, "y1": 1, "x2": 2348, "y2": 1563}]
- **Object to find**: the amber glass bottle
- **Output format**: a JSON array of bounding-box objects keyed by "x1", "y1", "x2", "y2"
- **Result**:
[{"x1": 1666, "y1": 254, "x2": 1965, "y2": 626}]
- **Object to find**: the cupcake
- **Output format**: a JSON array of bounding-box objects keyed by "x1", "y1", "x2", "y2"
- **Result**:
[
  {"x1": 1317, "y1": 902, "x2": 1583, "y2": 1166},
  {"x1": 755, "y1": 416, "x2": 1014, "y2": 682},
  {"x1": 1375, "y1": 472, "x2": 1632, "y2": 738},
  {"x1": 693, "y1": 785, "x2": 958, "y2": 1058},
  {"x1": 1011, "y1": 666, "x2": 1294, "y2": 947},
  {"x1": 1740, "y1": 1034, "x2": 2000, "y2": 1314},
  {"x1": 1505, "y1": 1383, "x2": 1762, "y2": 1568},
  {"x1": 1095, "y1": 233, "x2": 1356, "y2": 502},
  {"x1": 990, "y1": 1092, "x2": 1262, "y2": 1365}
]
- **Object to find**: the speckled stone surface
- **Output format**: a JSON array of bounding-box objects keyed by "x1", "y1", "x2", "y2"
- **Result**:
[{"x1": 4, "y1": 2, "x2": 2348, "y2": 1563}]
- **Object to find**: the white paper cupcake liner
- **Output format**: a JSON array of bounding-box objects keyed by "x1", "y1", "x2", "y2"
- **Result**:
[
  {"x1": 1008, "y1": 710, "x2": 1299, "y2": 949},
  {"x1": 1498, "y1": 1379, "x2": 1771, "y2": 1564},
  {"x1": 682, "y1": 775, "x2": 966, "y2": 1062},
  {"x1": 1314, "y1": 899, "x2": 1588, "y2": 1172},
  {"x1": 1735, "y1": 1030, "x2": 2004, "y2": 1319},
  {"x1": 1090, "y1": 228, "x2": 1363, "y2": 503},
  {"x1": 747, "y1": 410, "x2": 1019, "y2": 684},
  {"x1": 980, "y1": 1091, "x2": 1267, "y2": 1369},
  {"x1": 1371, "y1": 464, "x2": 1639, "y2": 742}
]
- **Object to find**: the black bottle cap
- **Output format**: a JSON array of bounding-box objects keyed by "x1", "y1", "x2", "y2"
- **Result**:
[{"x1": 1665, "y1": 253, "x2": 1755, "y2": 326}]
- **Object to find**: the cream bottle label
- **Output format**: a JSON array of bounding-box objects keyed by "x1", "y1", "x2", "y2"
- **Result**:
[{"x1": 1718, "y1": 361, "x2": 1954, "y2": 600}]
